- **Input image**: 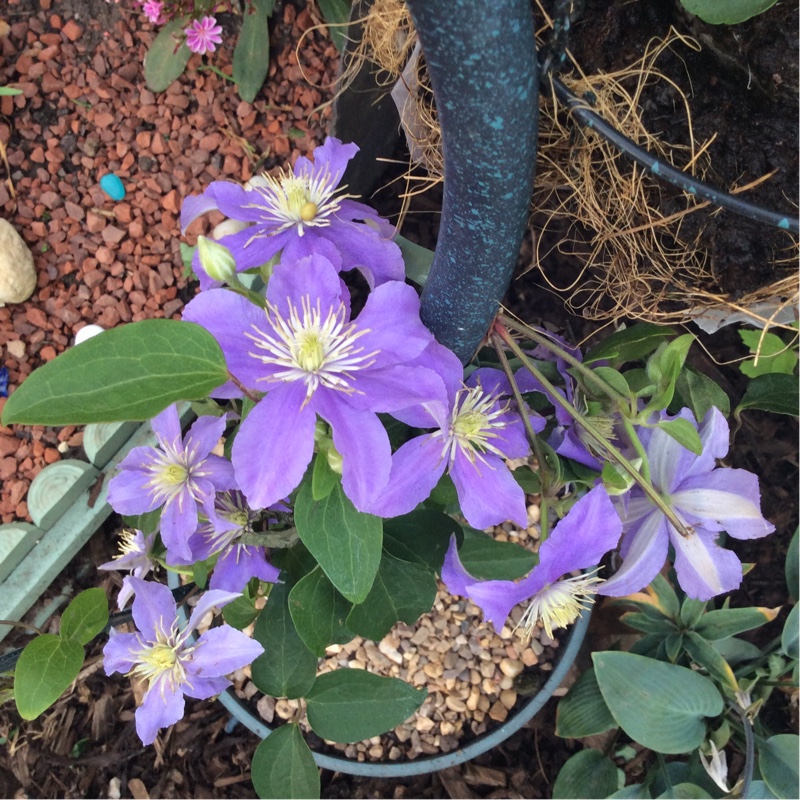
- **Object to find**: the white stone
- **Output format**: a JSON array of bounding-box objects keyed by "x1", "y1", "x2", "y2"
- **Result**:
[
  {"x1": 0, "y1": 218, "x2": 37, "y2": 305},
  {"x1": 74, "y1": 323, "x2": 105, "y2": 345}
]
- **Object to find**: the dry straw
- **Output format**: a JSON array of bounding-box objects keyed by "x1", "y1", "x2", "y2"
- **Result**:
[{"x1": 330, "y1": 1, "x2": 798, "y2": 332}]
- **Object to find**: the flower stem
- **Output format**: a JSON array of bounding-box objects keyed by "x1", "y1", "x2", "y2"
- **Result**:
[
  {"x1": 227, "y1": 371, "x2": 261, "y2": 404},
  {"x1": 494, "y1": 322, "x2": 692, "y2": 538}
]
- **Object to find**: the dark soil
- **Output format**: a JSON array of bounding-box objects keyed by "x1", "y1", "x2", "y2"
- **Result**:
[{"x1": 0, "y1": 0, "x2": 797, "y2": 798}]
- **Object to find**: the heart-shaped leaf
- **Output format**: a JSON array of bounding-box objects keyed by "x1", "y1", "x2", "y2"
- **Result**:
[{"x1": 251, "y1": 724, "x2": 320, "y2": 799}]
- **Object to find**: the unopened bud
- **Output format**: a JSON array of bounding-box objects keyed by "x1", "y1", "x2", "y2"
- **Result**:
[
  {"x1": 326, "y1": 446, "x2": 343, "y2": 475},
  {"x1": 197, "y1": 235, "x2": 237, "y2": 283}
]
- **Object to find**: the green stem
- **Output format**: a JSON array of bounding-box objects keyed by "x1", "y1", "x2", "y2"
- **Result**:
[
  {"x1": 499, "y1": 313, "x2": 632, "y2": 410},
  {"x1": 621, "y1": 416, "x2": 651, "y2": 483},
  {"x1": 237, "y1": 529, "x2": 300, "y2": 549},
  {"x1": 495, "y1": 325, "x2": 693, "y2": 538},
  {"x1": 491, "y1": 332, "x2": 551, "y2": 497}
]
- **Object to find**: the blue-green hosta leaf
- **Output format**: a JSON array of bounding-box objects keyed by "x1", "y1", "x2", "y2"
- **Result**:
[
  {"x1": 781, "y1": 604, "x2": 799, "y2": 661},
  {"x1": 758, "y1": 734, "x2": 799, "y2": 800},
  {"x1": 305, "y1": 670, "x2": 426, "y2": 743},
  {"x1": 251, "y1": 724, "x2": 320, "y2": 799},
  {"x1": 294, "y1": 481, "x2": 382, "y2": 603},
  {"x1": 2, "y1": 320, "x2": 228, "y2": 425},
  {"x1": 556, "y1": 668, "x2": 617, "y2": 738},
  {"x1": 683, "y1": 631, "x2": 738, "y2": 691},
  {"x1": 553, "y1": 749, "x2": 621, "y2": 799},
  {"x1": 593, "y1": 651, "x2": 723, "y2": 754},
  {"x1": 14, "y1": 634, "x2": 85, "y2": 720},
  {"x1": 59, "y1": 588, "x2": 109, "y2": 646}
]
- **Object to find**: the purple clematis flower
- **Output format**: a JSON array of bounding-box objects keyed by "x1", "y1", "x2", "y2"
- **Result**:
[
  {"x1": 108, "y1": 406, "x2": 236, "y2": 563},
  {"x1": 99, "y1": 529, "x2": 157, "y2": 608},
  {"x1": 103, "y1": 578, "x2": 263, "y2": 745},
  {"x1": 442, "y1": 485, "x2": 623, "y2": 638},
  {"x1": 182, "y1": 253, "x2": 443, "y2": 511},
  {"x1": 366, "y1": 341, "x2": 542, "y2": 529},
  {"x1": 183, "y1": 491, "x2": 283, "y2": 593},
  {"x1": 599, "y1": 407, "x2": 775, "y2": 601},
  {"x1": 181, "y1": 137, "x2": 405, "y2": 290}
]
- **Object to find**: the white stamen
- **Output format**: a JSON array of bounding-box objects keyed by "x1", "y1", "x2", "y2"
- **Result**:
[{"x1": 246, "y1": 297, "x2": 378, "y2": 401}]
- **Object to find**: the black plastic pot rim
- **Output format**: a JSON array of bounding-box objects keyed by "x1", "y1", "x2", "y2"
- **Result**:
[{"x1": 167, "y1": 566, "x2": 590, "y2": 778}]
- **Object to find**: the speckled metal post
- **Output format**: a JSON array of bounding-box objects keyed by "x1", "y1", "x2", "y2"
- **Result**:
[{"x1": 406, "y1": 0, "x2": 539, "y2": 364}]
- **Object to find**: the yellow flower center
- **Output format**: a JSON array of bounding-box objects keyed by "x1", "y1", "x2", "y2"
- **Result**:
[
  {"x1": 453, "y1": 409, "x2": 488, "y2": 441},
  {"x1": 229, "y1": 510, "x2": 250, "y2": 528},
  {"x1": 295, "y1": 330, "x2": 327, "y2": 372},
  {"x1": 161, "y1": 464, "x2": 188, "y2": 485},
  {"x1": 144, "y1": 643, "x2": 178, "y2": 672},
  {"x1": 300, "y1": 201, "x2": 318, "y2": 221}
]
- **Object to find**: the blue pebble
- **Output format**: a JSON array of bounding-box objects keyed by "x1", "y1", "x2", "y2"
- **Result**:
[{"x1": 99, "y1": 173, "x2": 125, "y2": 201}]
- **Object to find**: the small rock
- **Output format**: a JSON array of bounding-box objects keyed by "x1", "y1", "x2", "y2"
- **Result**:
[
  {"x1": 6, "y1": 340, "x2": 25, "y2": 359},
  {"x1": 0, "y1": 219, "x2": 37, "y2": 305},
  {"x1": 499, "y1": 658, "x2": 524, "y2": 678},
  {"x1": 99, "y1": 173, "x2": 126, "y2": 201}
]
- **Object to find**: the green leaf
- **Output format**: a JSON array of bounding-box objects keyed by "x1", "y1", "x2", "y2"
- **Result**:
[
  {"x1": 683, "y1": 631, "x2": 738, "y2": 691},
  {"x1": 584, "y1": 323, "x2": 676, "y2": 365},
  {"x1": 311, "y1": 453, "x2": 339, "y2": 501},
  {"x1": 657, "y1": 784, "x2": 711, "y2": 799},
  {"x1": 553, "y1": 749, "x2": 621, "y2": 799},
  {"x1": 679, "y1": 0, "x2": 779, "y2": 24},
  {"x1": 593, "y1": 651, "x2": 723, "y2": 754},
  {"x1": 608, "y1": 785, "x2": 651, "y2": 799},
  {"x1": 737, "y1": 374, "x2": 800, "y2": 417},
  {"x1": 14, "y1": 634, "x2": 85, "y2": 720},
  {"x1": 694, "y1": 606, "x2": 781, "y2": 641},
  {"x1": 1, "y1": 320, "x2": 228, "y2": 425},
  {"x1": 144, "y1": 18, "x2": 192, "y2": 93},
  {"x1": 316, "y1": 0, "x2": 351, "y2": 51},
  {"x1": 781, "y1": 604, "x2": 799, "y2": 660},
  {"x1": 458, "y1": 528, "x2": 537, "y2": 580},
  {"x1": 251, "y1": 724, "x2": 320, "y2": 799},
  {"x1": 251, "y1": 582, "x2": 318, "y2": 699},
  {"x1": 620, "y1": 611, "x2": 677, "y2": 636},
  {"x1": 585, "y1": 366, "x2": 631, "y2": 400},
  {"x1": 649, "y1": 573, "x2": 681, "y2": 619},
  {"x1": 306, "y1": 670, "x2": 426, "y2": 743},
  {"x1": 346, "y1": 553, "x2": 437, "y2": 640},
  {"x1": 223, "y1": 594, "x2": 260, "y2": 630},
  {"x1": 673, "y1": 367, "x2": 731, "y2": 419},
  {"x1": 787, "y1": 528, "x2": 798, "y2": 601},
  {"x1": 232, "y1": 0, "x2": 273, "y2": 103},
  {"x1": 739, "y1": 330, "x2": 798, "y2": 378},
  {"x1": 744, "y1": 781, "x2": 778, "y2": 799},
  {"x1": 512, "y1": 465, "x2": 541, "y2": 494},
  {"x1": 288, "y1": 568, "x2": 353, "y2": 657},
  {"x1": 758, "y1": 734, "x2": 799, "y2": 800},
  {"x1": 680, "y1": 598, "x2": 708, "y2": 628},
  {"x1": 121, "y1": 509, "x2": 161, "y2": 535},
  {"x1": 556, "y1": 668, "x2": 617, "y2": 738},
  {"x1": 382, "y1": 510, "x2": 461, "y2": 572},
  {"x1": 655, "y1": 418, "x2": 703, "y2": 455},
  {"x1": 294, "y1": 481, "x2": 382, "y2": 603},
  {"x1": 59, "y1": 588, "x2": 108, "y2": 646}
]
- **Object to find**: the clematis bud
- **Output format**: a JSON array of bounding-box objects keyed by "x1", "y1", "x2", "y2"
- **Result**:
[{"x1": 196, "y1": 235, "x2": 237, "y2": 284}]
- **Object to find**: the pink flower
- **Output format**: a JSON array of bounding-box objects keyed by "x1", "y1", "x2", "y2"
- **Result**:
[
  {"x1": 142, "y1": 0, "x2": 165, "y2": 24},
  {"x1": 184, "y1": 15, "x2": 224, "y2": 55}
]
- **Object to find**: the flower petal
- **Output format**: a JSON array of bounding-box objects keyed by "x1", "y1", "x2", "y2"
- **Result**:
[
  {"x1": 232, "y1": 383, "x2": 316, "y2": 509},
  {"x1": 103, "y1": 632, "x2": 143, "y2": 675},
  {"x1": 184, "y1": 415, "x2": 227, "y2": 462},
  {"x1": 670, "y1": 527, "x2": 743, "y2": 601},
  {"x1": 185, "y1": 590, "x2": 243, "y2": 635},
  {"x1": 151, "y1": 404, "x2": 183, "y2": 450},
  {"x1": 538, "y1": 485, "x2": 623, "y2": 583},
  {"x1": 182, "y1": 675, "x2": 230, "y2": 700},
  {"x1": 210, "y1": 547, "x2": 281, "y2": 593},
  {"x1": 267, "y1": 253, "x2": 345, "y2": 319},
  {"x1": 365, "y1": 435, "x2": 446, "y2": 519},
  {"x1": 450, "y1": 452, "x2": 527, "y2": 530},
  {"x1": 160, "y1": 489, "x2": 198, "y2": 562},
  {"x1": 129, "y1": 578, "x2": 177, "y2": 643},
  {"x1": 136, "y1": 675, "x2": 185, "y2": 745},
  {"x1": 189, "y1": 626, "x2": 265, "y2": 677},
  {"x1": 320, "y1": 223, "x2": 405, "y2": 288},
  {"x1": 598, "y1": 511, "x2": 669, "y2": 597},
  {"x1": 182, "y1": 289, "x2": 268, "y2": 390},
  {"x1": 674, "y1": 469, "x2": 775, "y2": 539},
  {"x1": 315, "y1": 393, "x2": 392, "y2": 510},
  {"x1": 107, "y1": 468, "x2": 161, "y2": 516}
]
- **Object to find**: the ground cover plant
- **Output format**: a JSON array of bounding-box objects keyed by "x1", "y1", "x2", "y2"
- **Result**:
[{"x1": 0, "y1": 0, "x2": 797, "y2": 797}]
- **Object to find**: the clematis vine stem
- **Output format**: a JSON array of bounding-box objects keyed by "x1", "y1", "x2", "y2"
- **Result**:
[{"x1": 494, "y1": 321, "x2": 692, "y2": 538}]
